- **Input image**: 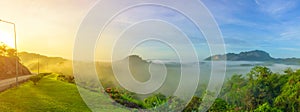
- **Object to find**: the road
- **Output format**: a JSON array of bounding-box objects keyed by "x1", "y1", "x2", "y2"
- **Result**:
[{"x1": 0, "y1": 75, "x2": 33, "y2": 92}]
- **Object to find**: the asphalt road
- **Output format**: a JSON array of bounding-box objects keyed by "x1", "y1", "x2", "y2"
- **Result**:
[{"x1": 0, "y1": 75, "x2": 33, "y2": 92}]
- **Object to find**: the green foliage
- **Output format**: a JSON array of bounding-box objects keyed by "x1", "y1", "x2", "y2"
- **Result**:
[
  {"x1": 8, "y1": 65, "x2": 300, "y2": 111},
  {"x1": 29, "y1": 73, "x2": 52, "y2": 85},
  {"x1": 221, "y1": 74, "x2": 247, "y2": 107},
  {"x1": 0, "y1": 43, "x2": 16, "y2": 57},
  {"x1": 209, "y1": 98, "x2": 231, "y2": 111},
  {"x1": 254, "y1": 103, "x2": 282, "y2": 112},
  {"x1": 219, "y1": 66, "x2": 300, "y2": 111},
  {"x1": 99, "y1": 66, "x2": 299, "y2": 111},
  {"x1": 105, "y1": 88, "x2": 145, "y2": 109},
  {"x1": 57, "y1": 74, "x2": 75, "y2": 84},
  {"x1": 275, "y1": 69, "x2": 300, "y2": 112},
  {"x1": 29, "y1": 74, "x2": 43, "y2": 85},
  {"x1": 160, "y1": 96, "x2": 185, "y2": 111},
  {"x1": 144, "y1": 93, "x2": 167, "y2": 108},
  {"x1": 183, "y1": 96, "x2": 202, "y2": 112},
  {"x1": 243, "y1": 66, "x2": 283, "y2": 110}
]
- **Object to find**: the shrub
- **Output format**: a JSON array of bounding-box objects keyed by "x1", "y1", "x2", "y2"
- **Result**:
[
  {"x1": 183, "y1": 96, "x2": 202, "y2": 112},
  {"x1": 30, "y1": 75, "x2": 43, "y2": 85},
  {"x1": 144, "y1": 93, "x2": 167, "y2": 108},
  {"x1": 105, "y1": 88, "x2": 145, "y2": 109},
  {"x1": 254, "y1": 103, "x2": 282, "y2": 112},
  {"x1": 57, "y1": 74, "x2": 75, "y2": 84}
]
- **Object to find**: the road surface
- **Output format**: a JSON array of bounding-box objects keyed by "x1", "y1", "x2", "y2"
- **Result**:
[{"x1": 0, "y1": 75, "x2": 33, "y2": 92}]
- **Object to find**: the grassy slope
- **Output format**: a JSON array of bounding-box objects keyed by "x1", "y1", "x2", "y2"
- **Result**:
[{"x1": 0, "y1": 74, "x2": 128, "y2": 112}]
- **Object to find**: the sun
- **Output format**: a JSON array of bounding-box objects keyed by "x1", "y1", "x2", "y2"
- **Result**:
[{"x1": 0, "y1": 30, "x2": 15, "y2": 48}]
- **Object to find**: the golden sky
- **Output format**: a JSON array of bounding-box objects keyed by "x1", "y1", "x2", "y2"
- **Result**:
[{"x1": 0, "y1": 0, "x2": 97, "y2": 59}]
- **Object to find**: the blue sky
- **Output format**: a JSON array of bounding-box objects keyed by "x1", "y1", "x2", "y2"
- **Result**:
[
  {"x1": 201, "y1": 0, "x2": 300, "y2": 58},
  {"x1": 103, "y1": 0, "x2": 300, "y2": 60}
]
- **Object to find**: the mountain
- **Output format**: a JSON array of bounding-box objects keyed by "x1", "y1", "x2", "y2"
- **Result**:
[
  {"x1": 112, "y1": 55, "x2": 150, "y2": 82},
  {"x1": 0, "y1": 56, "x2": 31, "y2": 80},
  {"x1": 205, "y1": 50, "x2": 300, "y2": 65},
  {"x1": 18, "y1": 52, "x2": 73, "y2": 76},
  {"x1": 205, "y1": 50, "x2": 274, "y2": 61}
]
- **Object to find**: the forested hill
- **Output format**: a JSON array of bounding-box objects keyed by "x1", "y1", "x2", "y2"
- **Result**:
[{"x1": 205, "y1": 50, "x2": 300, "y2": 65}]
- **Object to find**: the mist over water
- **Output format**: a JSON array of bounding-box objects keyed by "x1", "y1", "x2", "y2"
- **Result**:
[{"x1": 97, "y1": 60, "x2": 300, "y2": 98}]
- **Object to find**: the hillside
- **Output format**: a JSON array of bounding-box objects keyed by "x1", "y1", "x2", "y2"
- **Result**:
[
  {"x1": 18, "y1": 52, "x2": 73, "y2": 76},
  {"x1": 0, "y1": 74, "x2": 128, "y2": 111},
  {"x1": 0, "y1": 56, "x2": 31, "y2": 80}
]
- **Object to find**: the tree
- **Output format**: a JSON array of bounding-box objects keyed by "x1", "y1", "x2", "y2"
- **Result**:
[
  {"x1": 244, "y1": 66, "x2": 283, "y2": 110},
  {"x1": 209, "y1": 98, "x2": 231, "y2": 111},
  {"x1": 0, "y1": 43, "x2": 17, "y2": 57},
  {"x1": 0, "y1": 43, "x2": 8, "y2": 56},
  {"x1": 254, "y1": 103, "x2": 281, "y2": 112},
  {"x1": 275, "y1": 69, "x2": 300, "y2": 112},
  {"x1": 220, "y1": 74, "x2": 247, "y2": 107},
  {"x1": 6, "y1": 48, "x2": 16, "y2": 57}
]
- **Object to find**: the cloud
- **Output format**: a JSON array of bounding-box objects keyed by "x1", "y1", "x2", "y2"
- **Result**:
[
  {"x1": 255, "y1": 0, "x2": 299, "y2": 17},
  {"x1": 278, "y1": 47, "x2": 300, "y2": 51}
]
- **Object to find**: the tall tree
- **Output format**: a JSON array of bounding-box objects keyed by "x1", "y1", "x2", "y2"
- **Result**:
[{"x1": 275, "y1": 69, "x2": 300, "y2": 111}]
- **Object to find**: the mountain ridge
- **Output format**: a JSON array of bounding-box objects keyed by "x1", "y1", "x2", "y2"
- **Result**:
[{"x1": 205, "y1": 50, "x2": 300, "y2": 65}]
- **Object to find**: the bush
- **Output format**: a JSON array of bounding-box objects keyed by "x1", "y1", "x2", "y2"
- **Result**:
[
  {"x1": 57, "y1": 74, "x2": 75, "y2": 84},
  {"x1": 183, "y1": 96, "x2": 202, "y2": 112},
  {"x1": 30, "y1": 74, "x2": 43, "y2": 85},
  {"x1": 144, "y1": 93, "x2": 167, "y2": 108},
  {"x1": 254, "y1": 103, "x2": 282, "y2": 112},
  {"x1": 105, "y1": 88, "x2": 145, "y2": 109},
  {"x1": 209, "y1": 98, "x2": 231, "y2": 111}
]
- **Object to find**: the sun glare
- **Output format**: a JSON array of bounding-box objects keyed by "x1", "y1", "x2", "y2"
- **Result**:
[{"x1": 0, "y1": 30, "x2": 15, "y2": 48}]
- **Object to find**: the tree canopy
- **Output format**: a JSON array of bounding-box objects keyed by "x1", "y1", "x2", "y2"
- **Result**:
[{"x1": 0, "y1": 42, "x2": 16, "y2": 57}]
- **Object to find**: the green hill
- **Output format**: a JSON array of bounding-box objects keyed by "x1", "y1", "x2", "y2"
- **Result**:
[{"x1": 0, "y1": 74, "x2": 128, "y2": 111}]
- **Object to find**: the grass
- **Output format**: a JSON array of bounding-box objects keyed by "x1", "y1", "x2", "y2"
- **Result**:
[{"x1": 0, "y1": 74, "x2": 129, "y2": 112}]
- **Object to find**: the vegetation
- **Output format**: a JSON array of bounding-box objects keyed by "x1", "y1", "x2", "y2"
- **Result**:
[
  {"x1": 101, "y1": 66, "x2": 300, "y2": 111},
  {"x1": 206, "y1": 50, "x2": 300, "y2": 65},
  {"x1": 0, "y1": 42, "x2": 16, "y2": 57},
  {"x1": 1, "y1": 47, "x2": 299, "y2": 111},
  {"x1": 29, "y1": 73, "x2": 51, "y2": 85},
  {"x1": 57, "y1": 74, "x2": 75, "y2": 84},
  {"x1": 219, "y1": 66, "x2": 300, "y2": 111},
  {"x1": 0, "y1": 74, "x2": 129, "y2": 112},
  {"x1": 29, "y1": 75, "x2": 42, "y2": 85},
  {"x1": 18, "y1": 52, "x2": 73, "y2": 76},
  {"x1": 0, "y1": 43, "x2": 31, "y2": 80}
]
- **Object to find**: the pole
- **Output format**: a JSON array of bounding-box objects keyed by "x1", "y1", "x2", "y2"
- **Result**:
[
  {"x1": 14, "y1": 23, "x2": 18, "y2": 86},
  {"x1": 0, "y1": 19, "x2": 18, "y2": 87},
  {"x1": 38, "y1": 55, "x2": 40, "y2": 74}
]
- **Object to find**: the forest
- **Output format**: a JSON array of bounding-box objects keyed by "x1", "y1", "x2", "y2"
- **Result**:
[{"x1": 105, "y1": 66, "x2": 300, "y2": 111}]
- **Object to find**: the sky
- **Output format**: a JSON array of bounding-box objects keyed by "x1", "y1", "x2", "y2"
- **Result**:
[
  {"x1": 0, "y1": 0, "x2": 97, "y2": 59},
  {"x1": 0, "y1": 0, "x2": 300, "y2": 60},
  {"x1": 202, "y1": 0, "x2": 300, "y2": 58}
]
